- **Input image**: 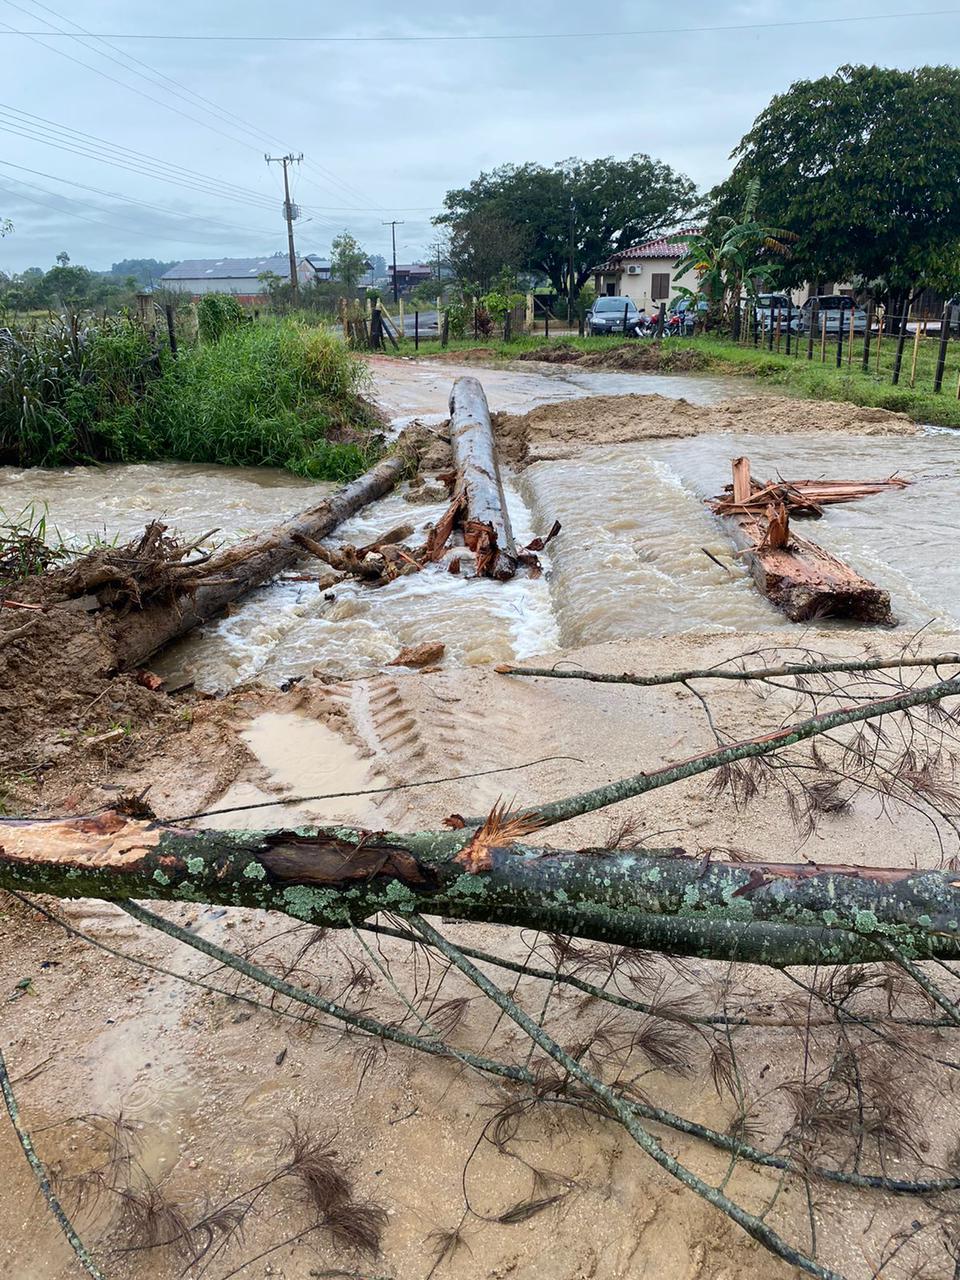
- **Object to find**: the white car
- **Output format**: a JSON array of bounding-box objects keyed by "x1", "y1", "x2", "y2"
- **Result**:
[
  {"x1": 754, "y1": 293, "x2": 793, "y2": 327},
  {"x1": 794, "y1": 295, "x2": 868, "y2": 335}
]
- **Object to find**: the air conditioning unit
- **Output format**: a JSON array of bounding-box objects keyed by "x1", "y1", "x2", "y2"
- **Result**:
[{"x1": 627, "y1": 264, "x2": 640, "y2": 275}]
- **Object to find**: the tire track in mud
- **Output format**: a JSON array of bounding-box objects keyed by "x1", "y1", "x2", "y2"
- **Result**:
[{"x1": 327, "y1": 672, "x2": 526, "y2": 828}]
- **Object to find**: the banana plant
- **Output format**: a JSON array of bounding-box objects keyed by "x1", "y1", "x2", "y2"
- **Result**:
[{"x1": 674, "y1": 179, "x2": 796, "y2": 329}]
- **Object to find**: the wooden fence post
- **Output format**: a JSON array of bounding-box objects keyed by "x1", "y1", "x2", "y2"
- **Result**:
[
  {"x1": 806, "y1": 302, "x2": 817, "y2": 360},
  {"x1": 909, "y1": 317, "x2": 922, "y2": 387},
  {"x1": 525, "y1": 291, "x2": 534, "y2": 333},
  {"x1": 861, "y1": 302, "x2": 873, "y2": 372},
  {"x1": 820, "y1": 312, "x2": 827, "y2": 362},
  {"x1": 891, "y1": 309, "x2": 909, "y2": 385},
  {"x1": 934, "y1": 306, "x2": 950, "y2": 393},
  {"x1": 164, "y1": 304, "x2": 177, "y2": 357},
  {"x1": 369, "y1": 305, "x2": 383, "y2": 351}
]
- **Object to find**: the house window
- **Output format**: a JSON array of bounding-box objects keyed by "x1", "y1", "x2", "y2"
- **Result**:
[{"x1": 651, "y1": 272, "x2": 671, "y2": 301}]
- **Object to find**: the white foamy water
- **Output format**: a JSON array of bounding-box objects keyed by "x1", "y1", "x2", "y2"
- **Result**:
[
  {"x1": 157, "y1": 475, "x2": 560, "y2": 689},
  {"x1": 5, "y1": 363, "x2": 959, "y2": 691}
]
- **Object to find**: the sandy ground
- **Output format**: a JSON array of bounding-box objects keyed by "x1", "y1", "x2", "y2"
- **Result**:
[
  {"x1": 492, "y1": 392, "x2": 916, "y2": 467},
  {"x1": 1, "y1": 368, "x2": 954, "y2": 1280},
  {"x1": 4, "y1": 631, "x2": 960, "y2": 1280}
]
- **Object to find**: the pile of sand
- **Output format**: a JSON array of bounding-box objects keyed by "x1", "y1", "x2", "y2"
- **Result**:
[{"x1": 493, "y1": 391, "x2": 917, "y2": 465}]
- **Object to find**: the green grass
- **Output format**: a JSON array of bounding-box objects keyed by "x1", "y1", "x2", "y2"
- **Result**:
[
  {"x1": 148, "y1": 320, "x2": 379, "y2": 480},
  {"x1": 0, "y1": 316, "x2": 380, "y2": 480},
  {"x1": 392, "y1": 328, "x2": 960, "y2": 428},
  {"x1": 689, "y1": 333, "x2": 960, "y2": 428}
]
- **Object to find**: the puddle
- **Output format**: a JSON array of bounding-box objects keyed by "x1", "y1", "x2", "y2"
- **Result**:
[{"x1": 205, "y1": 710, "x2": 379, "y2": 829}]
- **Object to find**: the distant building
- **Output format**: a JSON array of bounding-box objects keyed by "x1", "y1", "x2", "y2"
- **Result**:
[
  {"x1": 388, "y1": 262, "x2": 433, "y2": 293},
  {"x1": 305, "y1": 254, "x2": 331, "y2": 280},
  {"x1": 306, "y1": 253, "x2": 376, "y2": 289},
  {"x1": 593, "y1": 231, "x2": 702, "y2": 309},
  {"x1": 160, "y1": 254, "x2": 315, "y2": 301}
]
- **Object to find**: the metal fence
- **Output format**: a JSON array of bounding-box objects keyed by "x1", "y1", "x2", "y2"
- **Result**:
[{"x1": 734, "y1": 299, "x2": 960, "y2": 397}]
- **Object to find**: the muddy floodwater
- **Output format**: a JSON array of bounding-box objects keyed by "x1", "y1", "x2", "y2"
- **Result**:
[
  {"x1": 2, "y1": 362, "x2": 957, "y2": 692},
  {"x1": 370, "y1": 353, "x2": 759, "y2": 422}
]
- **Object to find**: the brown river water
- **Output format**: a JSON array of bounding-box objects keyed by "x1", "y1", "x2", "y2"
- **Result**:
[{"x1": 2, "y1": 360, "x2": 957, "y2": 691}]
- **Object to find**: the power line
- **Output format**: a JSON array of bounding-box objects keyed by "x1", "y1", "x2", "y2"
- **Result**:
[
  {"x1": 0, "y1": 10, "x2": 954, "y2": 41},
  {"x1": 11, "y1": 0, "x2": 284, "y2": 150},
  {"x1": 0, "y1": 174, "x2": 268, "y2": 247},
  {"x1": 0, "y1": 158, "x2": 278, "y2": 238},
  {"x1": 7, "y1": 0, "x2": 392, "y2": 217},
  {"x1": 0, "y1": 102, "x2": 282, "y2": 211},
  {"x1": 0, "y1": 10, "x2": 271, "y2": 154}
]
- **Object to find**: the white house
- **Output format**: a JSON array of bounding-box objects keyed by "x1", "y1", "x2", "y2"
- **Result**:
[
  {"x1": 593, "y1": 231, "x2": 701, "y2": 309},
  {"x1": 160, "y1": 254, "x2": 315, "y2": 301}
]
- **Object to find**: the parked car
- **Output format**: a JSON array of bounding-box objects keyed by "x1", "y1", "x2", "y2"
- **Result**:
[
  {"x1": 585, "y1": 296, "x2": 642, "y2": 335},
  {"x1": 794, "y1": 295, "x2": 868, "y2": 335},
  {"x1": 754, "y1": 293, "x2": 792, "y2": 327}
]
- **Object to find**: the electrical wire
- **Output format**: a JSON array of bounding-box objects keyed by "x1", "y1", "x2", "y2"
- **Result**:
[
  {"x1": 5, "y1": 0, "x2": 387, "y2": 217},
  {"x1": 0, "y1": 158, "x2": 278, "y2": 238},
  {"x1": 0, "y1": 103, "x2": 283, "y2": 211},
  {"x1": 0, "y1": 10, "x2": 955, "y2": 41},
  {"x1": 0, "y1": 174, "x2": 246, "y2": 246},
  {"x1": 11, "y1": 0, "x2": 282, "y2": 150}
]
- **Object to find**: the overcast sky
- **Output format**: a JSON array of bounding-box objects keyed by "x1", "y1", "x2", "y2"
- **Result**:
[{"x1": 0, "y1": 1, "x2": 957, "y2": 273}]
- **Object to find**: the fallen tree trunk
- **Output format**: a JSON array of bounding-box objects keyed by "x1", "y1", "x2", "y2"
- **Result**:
[
  {"x1": 427, "y1": 376, "x2": 526, "y2": 579},
  {"x1": 4, "y1": 811, "x2": 960, "y2": 966},
  {"x1": 41, "y1": 439, "x2": 419, "y2": 670},
  {"x1": 719, "y1": 457, "x2": 894, "y2": 624}
]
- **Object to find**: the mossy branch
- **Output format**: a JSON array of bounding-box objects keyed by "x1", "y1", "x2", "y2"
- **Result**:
[{"x1": 4, "y1": 811, "x2": 960, "y2": 964}]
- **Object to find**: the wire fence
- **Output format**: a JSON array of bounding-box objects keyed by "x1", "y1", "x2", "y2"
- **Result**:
[{"x1": 733, "y1": 299, "x2": 960, "y2": 398}]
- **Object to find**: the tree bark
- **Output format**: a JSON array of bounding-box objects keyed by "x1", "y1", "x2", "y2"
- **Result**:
[
  {"x1": 433, "y1": 376, "x2": 521, "y2": 579},
  {"x1": 4, "y1": 811, "x2": 960, "y2": 966},
  {"x1": 720, "y1": 458, "x2": 893, "y2": 624},
  {"x1": 102, "y1": 441, "x2": 418, "y2": 668}
]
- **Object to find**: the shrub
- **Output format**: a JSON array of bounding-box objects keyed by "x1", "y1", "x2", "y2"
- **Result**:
[
  {"x1": 197, "y1": 293, "x2": 246, "y2": 342},
  {"x1": 0, "y1": 315, "x2": 156, "y2": 466},
  {"x1": 0, "y1": 315, "x2": 379, "y2": 480},
  {"x1": 145, "y1": 319, "x2": 377, "y2": 479}
]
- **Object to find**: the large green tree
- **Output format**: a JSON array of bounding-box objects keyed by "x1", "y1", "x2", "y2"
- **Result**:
[
  {"x1": 330, "y1": 231, "x2": 368, "y2": 291},
  {"x1": 437, "y1": 155, "x2": 699, "y2": 299},
  {"x1": 713, "y1": 65, "x2": 960, "y2": 305}
]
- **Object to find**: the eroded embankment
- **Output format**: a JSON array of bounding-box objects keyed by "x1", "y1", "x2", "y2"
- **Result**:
[{"x1": 492, "y1": 390, "x2": 916, "y2": 466}]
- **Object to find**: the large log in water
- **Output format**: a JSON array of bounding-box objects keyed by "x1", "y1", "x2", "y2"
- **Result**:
[
  {"x1": 720, "y1": 457, "x2": 894, "y2": 625},
  {"x1": 109, "y1": 445, "x2": 416, "y2": 669},
  {"x1": 3, "y1": 811, "x2": 960, "y2": 965},
  {"x1": 443, "y1": 375, "x2": 520, "y2": 579}
]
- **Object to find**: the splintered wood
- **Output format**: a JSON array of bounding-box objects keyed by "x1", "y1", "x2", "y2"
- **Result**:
[
  {"x1": 711, "y1": 456, "x2": 897, "y2": 625},
  {"x1": 427, "y1": 376, "x2": 553, "y2": 579},
  {"x1": 301, "y1": 376, "x2": 558, "y2": 586},
  {"x1": 711, "y1": 469, "x2": 910, "y2": 520}
]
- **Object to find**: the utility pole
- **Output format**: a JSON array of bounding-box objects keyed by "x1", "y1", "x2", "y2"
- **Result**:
[
  {"x1": 265, "y1": 153, "x2": 303, "y2": 296},
  {"x1": 567, "y1": 198, "x2": 576, "y2": 325},
  {"x1": 383, "y1": 219, "x2": 404, "y2": 304}
]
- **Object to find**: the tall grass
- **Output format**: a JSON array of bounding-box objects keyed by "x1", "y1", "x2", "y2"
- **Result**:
[
  {"x1": 0, "y1": 316, "x2": 156, "y2": 466},
  {"x1": 0, "y1": 315, "x2": 378, "y2": 479},
  {"x1": 147, "y1": 320, "x2": 378, "y2": 480}
]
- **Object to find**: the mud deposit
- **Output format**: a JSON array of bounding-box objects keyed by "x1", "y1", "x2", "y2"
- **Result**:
[{"x1": 3, "y1": 358, "x2": 959, "y2": 1280}]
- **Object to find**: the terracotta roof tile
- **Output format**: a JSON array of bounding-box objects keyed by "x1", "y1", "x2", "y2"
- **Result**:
[{"x1": 595, "y1": 229, "x2": 702, "y2": 272}]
